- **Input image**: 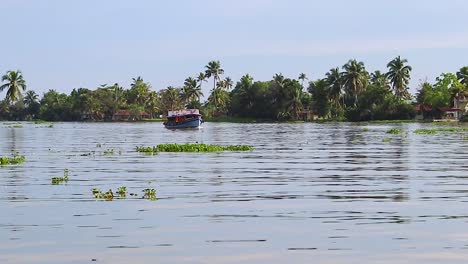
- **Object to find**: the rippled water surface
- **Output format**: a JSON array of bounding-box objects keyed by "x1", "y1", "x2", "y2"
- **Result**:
[{"x1": 2, "y1": 122, "x2": 468, "y2": 264}]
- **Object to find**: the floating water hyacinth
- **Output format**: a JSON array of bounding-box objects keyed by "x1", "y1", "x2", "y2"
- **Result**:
[
  {"x1": 117, "y1": 186, "x2": 127, "y2": 197},
  {"x1": 143, "y1": 188, "x2": 157, "y2": 200},
  {"x1": 103, "y1": 149, "x2": 115, "y2": 155},
  {"x1": 386, "y1": 128, "x2": 403, "y2": 134},
  {"x1": 413, "y1": 128, "x2": 468, "y2": 135},
  {"x1": 136, "y1": 143, "x2": 253, "y2": 153},
  {"x1": 51, "y1": 169, "x2": 69, "y2": 185},
  {"x1": 0, "y1": 153, "x2": 26, "y2": 166},
  {"x1": 91, "y1": 187, "x2": 155, "y2": 201}
]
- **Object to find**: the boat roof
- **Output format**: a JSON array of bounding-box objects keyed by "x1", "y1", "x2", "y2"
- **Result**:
[{"x1": 167, "y1": 109, "x2": 200, "y2": 117}]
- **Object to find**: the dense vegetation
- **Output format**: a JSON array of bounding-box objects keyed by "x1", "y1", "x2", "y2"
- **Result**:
[
  {"x1": 1, "y1": 59, "x2": 467, "y2": 122},
  {"x1": 136, "y1": 143, "x2": 253, "y2": 153}
]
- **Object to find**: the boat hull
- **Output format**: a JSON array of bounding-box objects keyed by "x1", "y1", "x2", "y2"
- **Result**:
[{"x1": 164, "y1": 118, "x2": 202, "y2": 129}]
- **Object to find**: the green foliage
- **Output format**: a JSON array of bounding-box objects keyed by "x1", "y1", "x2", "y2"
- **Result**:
[
  {"x1": 103, "y1": 149, "x2": 114, "y2": 155},
  {"x1": 91, "y1": 186, "x2": 156, "y2": 201},
  {"x1": 414, "y1": 127, "x2": 468, "y2": 135},
  {"x1": 143, "y1": 188, "x2": 157, "y2": 200},
  {"x1": 117, "y1": 186, "x2": 127, "y2": 197},
  {"x1": 51, "y1": 169, "x2": 69, "y2": 184},
  {"x1": 419, "y1": 73, "x2": 464, "y2": 110},
  {"x1": 0, "y1": 153, "x2": 26, "y2": 165},
  {"x1": 309, "y1": 79, "x2": 330, "y2": 118},
  {"x1": 136, "y1": 143, "x2": 253, "y2": 153},
  {"x1": 386, "y1": 128, "x2": 403, "y2": 134},
  {"x1": 0, "y1": 70, "x2": 27, "y2": 103},
  {"x1": 386, "y1": 56, "x2": 412, "y2": 100},
  {"x1": 345, "y1": 84, "x2": 415, "y2": 121},
  {"x1": 93, "y1": 189, "x2": 114, "y2": 201},
  {"x1": 2, "y1": 59, "x2": 465, "y2": 123}
]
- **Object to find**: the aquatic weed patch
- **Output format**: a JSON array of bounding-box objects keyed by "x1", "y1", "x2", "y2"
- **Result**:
[
  {"x1": 136, "y1": 143, "x2": 253, "y2": 153},
  {"x1": 143, "y1": 188, "x2": 157, "y2": 200},
  {"x1": 0, "y1": 153, "x2": 26, "y2": 165},
  {"x1": 91, "y1": 186, "x2": 156, "y2": 201},
  {"x1": 103, "y1": 149, "x2": 115, "y2": 155},
  {"x1": 386, "y1": 128, "x2": 403, "y2": 134},
  {"x1": 413, "y1": 127, "x2": 468, "y2": 135},
  {"x1": 51, "y1": 169, "x2": 70, "y2": 185}
]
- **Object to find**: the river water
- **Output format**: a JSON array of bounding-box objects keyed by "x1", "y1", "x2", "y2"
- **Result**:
[{"x1": 1, "y1": 122, "x2": 468, "y2": 264}]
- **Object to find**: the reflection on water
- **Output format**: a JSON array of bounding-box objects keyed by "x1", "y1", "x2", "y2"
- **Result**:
[{"x1": 1, "y1": 122, "x2": 468, "y2": 263}]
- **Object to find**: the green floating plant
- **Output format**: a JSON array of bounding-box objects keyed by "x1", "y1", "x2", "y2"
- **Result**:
[
  {"x1": 143, "y1": 188, "x2": 157, "y2": 200},
  {"x1": 386, "y1": 128, "x2": 403, "y2": 134},
  {"x1": 51, "y1": 169, "x2": 69, "y2": 185},
  {"x1": 103, "y1": 149, "x2": 114, "y2": 155},
  {"x1": 414, "y1": 127, "x2": 468, "y2": 135},
  {"x1": 92, "y1": 188, "x2": 114, "y2": 201},
  {"x1": 91, "y1": 186, "x2": 157, "y2": 201},
  {"x1": 0, "y1": 153, "x2": 26, "y2": 166},
  {"x1": 136, "y1": 143, "x2": 253, "y2": 153},
  {"x1": 117, "y1": 186, "x2": 127, "y2": 197}
]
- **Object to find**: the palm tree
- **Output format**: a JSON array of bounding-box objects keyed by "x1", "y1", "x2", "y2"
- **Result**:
[
  {"x1": 284, "y1": 79, "x2": 303, "y2": 120},
  {"x1": 342, "y1": 60, "x2": 368, "y2": 106},
  {"x1": 386, "y1": 56, "x2": 412, "y2": 100},
  {"x1": 0, "y1": 70, "x2": 27, "y2": 103},
  {"x1": 457, "y1": 66, "x2": 468, "y2": 86},
  {"x1": 182, "y1": 77, "x2": 203, "y2": 103},
  {"x1": 224, "y1": 77, "x2": 233, "y2": 90},
  {"x1": 146, "y1": 91, "x2": 160, "y2": 118},
  {"x1": 208, "y1": 88, "x2": 229, "y2": 112},
  {"x1": 216, "y1": 80, "x2": 226, "y2": 89},
  {"x1": 23, "y1": 90, "x2": 38, "y2": 106},
  {"x1": 298, "y1": 73, "x2": 308, "y2": 90},
  {"x1": 325, "y1": 67, "x2": 343, "y2": 109},
  {"x1": 371, "y1": 70, "x2": 390, "y2": 89},
  {"x1": 273, "y1": 73, "x2": 285, "y2": 87},
  {"x1": 205, "y1": 60, "x2": 224, "y2": 90},
  {"x1": 237, "y1": 74, "x2": 255, "y2": 109},
  {"x1": 197, "y1": 72, "x2": 207, "y2": 89},
  {"x1": 161, "y1": 86, "x2": 182, "y2": 112}
]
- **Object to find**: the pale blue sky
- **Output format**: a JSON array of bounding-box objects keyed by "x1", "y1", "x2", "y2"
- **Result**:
[{"x1": 1, "y1": 0, "x2": 468, "y2": 99}]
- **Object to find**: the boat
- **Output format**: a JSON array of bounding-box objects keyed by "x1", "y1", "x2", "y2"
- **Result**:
[{"x1": 163, "y1": 109, "x2": 203, "y2": 129}]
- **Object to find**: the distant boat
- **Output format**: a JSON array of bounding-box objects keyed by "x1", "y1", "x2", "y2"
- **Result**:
[{"x1": 163, "y1": 109, "x2": 203, "y2": 129}]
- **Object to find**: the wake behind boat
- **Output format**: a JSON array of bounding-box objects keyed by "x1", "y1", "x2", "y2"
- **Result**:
[{"x1": 163, "y1": 109, "x2": 203, "y2": 129}]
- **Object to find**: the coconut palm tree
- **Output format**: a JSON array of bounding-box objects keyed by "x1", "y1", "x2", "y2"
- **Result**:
[
  {"x1": 237, "y1": 74, "x2": 255, "y2": 109},
  {"x1": 325, "y1": 67, "x2": 343, "y2": 109},
  {"x1": 23, "y1": 90, "x2": 38, "y2": 106},
  {"x1": 284, "y1": 79, "x2": 303, "y2": 120},
  {"x1": 208, "y1": 87, "x2": 229, "y2": 112},
  {"x1": 182, "y1": 77, "x2": 203, "y2": 103},
  {"x1": 224, "y1": 77, "x2": 233, "y2": 90},
  {"x1": 146, "y1": 91, "x2": 160, "y2": 118},
  {"x1": 205, "y1": 60, "x2": 224, "y2": 90},
  {"x1": 298, "y1": 73, "x2": 308, "y2": 90},
  {"x1": 457, "y1": 66, "x2": 468, "y2": 86},
  {"x1": 342, "y1": 60, "x2": 368, "y2": 106},
  {"x1": 197, "y1": 72, "x2": 207, "y2": 89},
  {"x1": 371, "y1": 70, "x2": 390, "y2": 89},
  {"x1": 386, "y1": 56, "x2": 412, "y2": 100},
  {"x1": 130, "y1": 77, "x2": 151, "y2": 106},
  {"x1": 161, "y1": 86, "x2": 182, "y2": 112},
  {"x1": 273, "y1": 73, "x2": 285, "y2": 87},
  {"x1": 0, "y1": 70, "x2": 27, "y2": 103}
]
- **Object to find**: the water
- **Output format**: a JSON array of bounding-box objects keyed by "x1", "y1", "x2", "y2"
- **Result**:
[{"x1": 1, "y1": 122, "x2": 468, "y2": 263}]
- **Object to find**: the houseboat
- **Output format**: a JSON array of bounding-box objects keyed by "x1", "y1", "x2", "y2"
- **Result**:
[{"x1": 163, "y1": 109, "x2": 203, "y2": 129}]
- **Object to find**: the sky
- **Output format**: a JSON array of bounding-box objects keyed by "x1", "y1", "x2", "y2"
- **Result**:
[{"x1": 1, "y1": 0, "x2": 468, "y2": 100}]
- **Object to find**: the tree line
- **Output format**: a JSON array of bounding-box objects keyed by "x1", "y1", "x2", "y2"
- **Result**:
[{"x1": 1, "y1": 58, "x2": 468, "y2": 121}]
